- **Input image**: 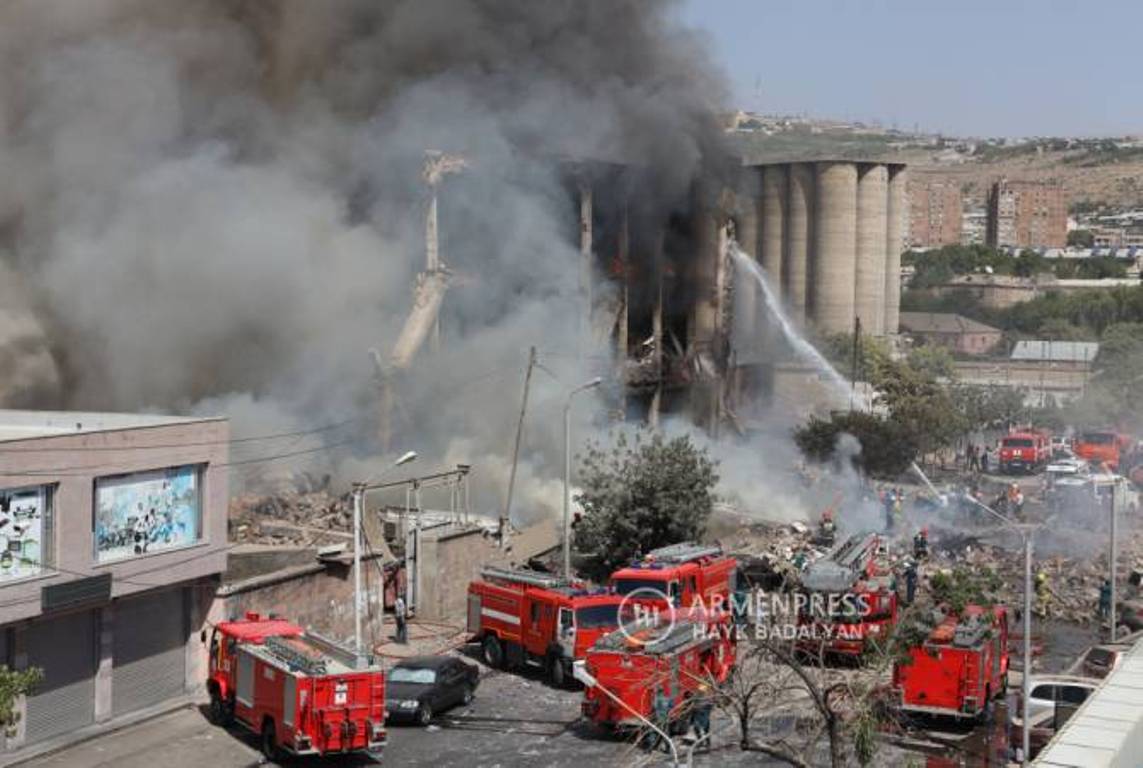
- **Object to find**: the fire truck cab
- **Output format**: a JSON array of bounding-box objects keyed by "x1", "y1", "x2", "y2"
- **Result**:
[
  {"x1": 467, "y1": 566, "x2": 626, "y2": 686},
  {"x1": 796, "y1": 533, "x2": 898, "y2": 661},
  {"x1": 893, "y1": 604, "x2": 1009, "y2": 721},
  {"x1": 609, "y1": 542, "x2": 736, "y2": 611},
  {"x1": 580, "y1": 617, "x2": 737, "y2": 731},
  {"x1": 206, "y1": 613, "x2": 386, "y2": 760},
  {"x1": 999, "y1": 432, "x2": 1049, "y2": 474}
]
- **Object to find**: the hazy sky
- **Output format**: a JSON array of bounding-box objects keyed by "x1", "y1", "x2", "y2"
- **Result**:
[{"x1": 677, "y1": 0, "x2": 1140, "y2": 138}]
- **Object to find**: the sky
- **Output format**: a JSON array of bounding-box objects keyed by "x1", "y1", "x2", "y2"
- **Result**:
[{"x1": 677, "y1": 0, "x2": 1141, "y2": 138}]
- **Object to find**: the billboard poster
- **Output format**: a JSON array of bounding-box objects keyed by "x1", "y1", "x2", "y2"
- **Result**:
[
  {"x1": 0, "y1": 485, "x2": 50, "y2": 580},
  {"x1": 95, "y1": 465, "x2": 201, "y2": 563}
]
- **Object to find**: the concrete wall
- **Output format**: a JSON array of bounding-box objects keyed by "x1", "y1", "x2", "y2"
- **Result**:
[
  {"x1": 856, "y1": 165, "x2": 888, "y2": 336},
  {"x1": 0, "y1": 417, "x2": 229, "y2": 626},
  {"x1": 217, "y1": 553, "x2": 390, "y2": 648},
  {"x1": 811, "y1": 162, "x2": 858, "y2": 334}
]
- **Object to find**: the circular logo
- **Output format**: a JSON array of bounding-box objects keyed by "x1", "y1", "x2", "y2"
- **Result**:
[{"x1": 617, "y1": 587, "x2": 676, "y2": 647}]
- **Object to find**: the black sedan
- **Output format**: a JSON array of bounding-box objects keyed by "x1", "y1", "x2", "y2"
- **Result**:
[{"x1": 385, "y1": 656, "x2": 479, "y2": 726}]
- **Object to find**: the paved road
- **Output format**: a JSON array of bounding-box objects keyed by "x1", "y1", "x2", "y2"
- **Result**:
[{"x1": 17, "y1": 662, "x2": 770, "y2": 768}]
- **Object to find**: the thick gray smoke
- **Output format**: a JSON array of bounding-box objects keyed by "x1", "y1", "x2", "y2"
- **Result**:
[{"x1": 0, "y1": 1, "x2": 729, "y2": 516}]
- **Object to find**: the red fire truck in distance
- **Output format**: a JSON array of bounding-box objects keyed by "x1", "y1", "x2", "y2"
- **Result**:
[
  {"x1": 609, "y1": 542, "x2": 736, "y2": 610},
  {"x1": 795, "y1": 533, "x2": 898, "y2": 662},
  {"x1": 893, "y1": 605, "x2": 1009, "y2": 721},
  {"x1": 467, "y1": 566, "x2": 626, "y2": 686},
  {"x1": 998, "y1": 432, "x2": 1050, "y2": 474},
  {"x1": 579, "y1": 616, "x2": 737, "y2": 731},
  {"x1": 206, "y1": 613, "x2": 387, "y2": 760}
]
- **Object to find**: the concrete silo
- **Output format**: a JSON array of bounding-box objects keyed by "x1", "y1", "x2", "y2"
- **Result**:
[
  {"x1": 884, "y1": 167, "x2": 907, "y2": 334},
  {"x1": 759, "y1": 165, "x2": 786, "y2": 286},
  {"x1": 855, "y1": 164, "x2": 888, "y2": 335},
  {"x1": 811, "y1": 162, "x2": 858, "y2": 334},
  {"x1": 783, "y1": 163, "x2": 815, "y2": 323}
]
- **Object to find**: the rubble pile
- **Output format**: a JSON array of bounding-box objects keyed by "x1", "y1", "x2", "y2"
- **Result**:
[{"x1": 229, "y1": 490, "x2": 352, "y2": 546}]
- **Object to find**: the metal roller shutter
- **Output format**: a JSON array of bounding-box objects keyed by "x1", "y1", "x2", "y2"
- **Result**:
[
  {"x1": 24, "y1": 611, "x2": 97, "y2": 744},
  {"x1": 112, "y1": 588, "x2": 187, "y2": 717}
]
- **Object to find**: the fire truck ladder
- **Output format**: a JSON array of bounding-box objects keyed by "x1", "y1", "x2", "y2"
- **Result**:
[
  {"x1": 829, "y1": 533, "x2": 879, "y2": 570},
  {"x1": 645, "y1": 542, "x2": 722, "y2": 564},
  {"x1": 480, "y1": 566, "x2": 572, "y2": 590},
  {"x1": 264, "y1": 635, "x2": 328, "y2": 675}
]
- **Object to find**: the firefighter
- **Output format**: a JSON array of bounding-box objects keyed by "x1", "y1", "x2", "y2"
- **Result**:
[
  {"x1": 913, "y1": 527, "x2": 929, "y2": 560},
  {"x1": 690, "y1": 684, "x2": 714, "y2": 751},
  {"x1": 1035, "y1": 571, "x2": 1052, "y2": 618},
  {"x1": 646, "y1": 686, "x2": 673, "y2": 752},
  {"x1": 1099, "y1": 578, "x2": 1112, "y2": 620},
  {"x1": 818, "y1": 509, "x2": 837, "y2": 546},
  {"x1": 395, "y1": 594, "x2": 408, "y2": 644},
  {"x1": 903, "y1": 560, "x2": 918, "y2": 606},
  {"x1": 981, "y1": 447, "x2": 991, "y2": 474},
  {"x1": 892, "y1": 488, "x2": 904, "y2": 530}
]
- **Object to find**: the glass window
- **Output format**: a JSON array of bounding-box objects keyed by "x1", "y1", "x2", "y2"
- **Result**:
[
  {"x1": 0, "y1": 484, "x2": 54, "y2": 580},
  {"x1": 575, "y1": 604, "x2": 622, "y2": 628},
  {"x1": 388, "y1": 667, "x2": 436, "y2": 685},
  {"x1": 94, "y1": 464, "x2": 203, "y2": 563},
  {"x1": 1057, "y1": 685, "x2": 1092, "y2": 705}
]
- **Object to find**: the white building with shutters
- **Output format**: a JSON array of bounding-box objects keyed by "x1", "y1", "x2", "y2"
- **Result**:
[{"x1": 0, "y1": 410, "x2": 228, "y2": 754}]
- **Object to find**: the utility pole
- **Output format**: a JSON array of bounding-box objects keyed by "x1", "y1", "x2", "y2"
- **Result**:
[
  {"x1": 564, "y1": 377, "x2": 602, "y2": 580},
  {"x1": 503, "y1": 346, "x2": 536, "y2": 543},
  {"x1": 352, "y1": 482, "x2": 366, "y2": 667},
  {"x1": 1110, "y1": 484, "x2": 1118, "y2": 642},
  {"x1": 851, "y1": 315, "x2": 862, "y2": 411}
]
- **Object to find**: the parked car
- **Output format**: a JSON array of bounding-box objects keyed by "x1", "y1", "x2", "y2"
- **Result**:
[
  {"x1": 1080, "y1": 644, "x2": 1130, "y2": 679},
  {"x1": 1011, "y1": 675, "x2": 1099, "y2": 730},
  {"x1": 384, "y1": 656, "x2": 479, "y2": 726}
]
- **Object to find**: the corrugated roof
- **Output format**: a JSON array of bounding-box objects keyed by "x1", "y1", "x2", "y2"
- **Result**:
[
  {"x1": 1033, "y1": 640, "x2": 1143, "y2": 767},
  {"x1": 1011, "y1": 341, "x2": 1099, "y2": 363},
  {"x1": 899, "y1": 312, "x2": 1001, "y2": 335}
]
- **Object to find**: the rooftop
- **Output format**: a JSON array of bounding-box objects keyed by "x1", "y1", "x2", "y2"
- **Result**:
[
  {"x1": 1033, "y1": 638, "x2": 1143, "y2": 767},
  {"x1": 899, "y1": 312, "x2": 1002, "y2": 335},
  {"x1": 0, "y1": 409, "x2": 215, "y2": 443},
  {"x1": 1010, "y1": 341, "x2": 1100, "y2": 363}
]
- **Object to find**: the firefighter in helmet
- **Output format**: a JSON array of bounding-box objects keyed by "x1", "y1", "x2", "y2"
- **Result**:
[{"x1": 913, "y1": 527, "x2": 929, "y2": 560}]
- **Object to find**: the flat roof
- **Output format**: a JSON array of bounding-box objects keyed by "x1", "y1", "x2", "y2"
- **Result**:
[
  {"x1": 1034, "y1": 640, "x2": 1143, "y2": 767},
  {"x1": 0, "y1": 409, "x2": 218, "y2": 443}
]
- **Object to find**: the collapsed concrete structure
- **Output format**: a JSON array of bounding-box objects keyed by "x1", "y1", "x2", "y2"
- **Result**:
[{"x1": 568, "y1": 154, "x2": 907, "y2": 432}]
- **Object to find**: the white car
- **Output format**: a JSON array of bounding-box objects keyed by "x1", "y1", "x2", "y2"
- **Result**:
[{"x1": 1013, "y1": 675, "x2": 1099, "y2": 729}]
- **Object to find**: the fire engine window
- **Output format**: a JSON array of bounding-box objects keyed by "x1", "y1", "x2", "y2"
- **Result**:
[
  {"x1": 559, "y1": 608, "x2": 573, "y2": 634},
  {"x1": 668, "y1": 581, "x2": 680, "y2": 603},
  {"x1": 686, "y1": 577, "x2": 697, "y2": 596},
  {"x1": 530, "y1": 603, "x2": 540, "y2": 625}
]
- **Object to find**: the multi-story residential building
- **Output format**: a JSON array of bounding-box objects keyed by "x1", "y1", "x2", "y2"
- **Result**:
[
  {"x1": 0, "y1": 410, "x2": 228, "y2": 754},
  {"x1": 907, "y1": 178, "x2": 963, "y2": 246},
  {"x1": 985, "y1": 179, "x2": 1067, "y2": 248}
]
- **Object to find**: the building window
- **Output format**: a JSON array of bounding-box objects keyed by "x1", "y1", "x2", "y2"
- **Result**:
[
  {"x1": 93, "y1": 464, "x2": 203, "y2": 563},
  {"x1": 0, "y1": 484, "x2": 55, "y2": 580}
]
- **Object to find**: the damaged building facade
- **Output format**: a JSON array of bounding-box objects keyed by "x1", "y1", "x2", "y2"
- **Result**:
[{"x1": 570, "y1": 155, "x2": 907, "y2": 431}]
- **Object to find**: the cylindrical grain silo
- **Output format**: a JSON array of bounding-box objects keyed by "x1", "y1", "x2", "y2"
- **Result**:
[
  {"x1": 734, "y1": 188, "x2": 760, "y2": 262},
  {"x1": 732, "y1": 189, "x2": 761, "y2": 364},
  {"x1": 811, "y1": 162, "x2": 858, "y2": 334},
  {"x1": 884, "y1": 166, "x2": 907, "y2": 334},
  {"x1": 760, "y1": 166, "x2": 786, "y2": 289},
  {"x1": 783, "y1": 163, "x2": 814, "y2": 323},
  {"x1": 855, "y1": 164, "x2": 888, "y2": 335}
]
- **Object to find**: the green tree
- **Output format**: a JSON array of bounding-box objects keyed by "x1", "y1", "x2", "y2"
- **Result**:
[
  {"x1": 0, "y1": 666, "x2": 42, "y2": 735},
  {"x1": 906, "y1": 344, "x2": 956, "y2": 379},
  {"x1": 1012, "y1": 249, "x2": 1045, "y2": 277},
  {"x1": 1067, "y1": 229, "x2": 1094, "y2": 248},
  {"x1": 871, "y1": 357, "x2": 965, "y2": 460},
  {"x1": 573, "y1": 430, "x2": 718, "y2": 572},
  {"x1": 792, "y1": 411, "x2": 918, "y2": 478}
]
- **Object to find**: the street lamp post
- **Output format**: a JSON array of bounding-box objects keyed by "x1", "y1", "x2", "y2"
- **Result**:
[
  {"x1": 964, "y1": 493, "x2": 1034, "y2": 766},
  {"x1": 564, "y1": 377, "x2": 601, "y2": 581},
  {"x1": 352, "y1": 450, "x2": 418, "y2": 666}
]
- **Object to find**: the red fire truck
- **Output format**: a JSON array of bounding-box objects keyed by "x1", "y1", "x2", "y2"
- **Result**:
[
  {"x1": 609, "y1": 542, "x2": 737, "y2": 610},
  {"x1": 205, "y1": 613, "x2": 387, "y2": 760},
  {"x1": 893, "y1": 604, "x2": 1009, "y2": 721},
  {"x1": 467, "y1": 566, "x2": 626, "y2": 686},
  {"x1": 998, "y1": 432, "x2": 1050, "y2": 474},
  {"x1": 796, "y1": 533, "x2": 898, "y2": 662},
  {"x1": 1074, "y1": 429, "x2": 1132, "y2": 470},
  {"x1": 579, "y1": 616, "x2": 736, "y2": 731}
]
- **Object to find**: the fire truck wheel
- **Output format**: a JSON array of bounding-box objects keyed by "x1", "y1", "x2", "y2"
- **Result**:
[
  {"x1": 417, "y1": 703, "x2": 433, "y2": 726},
  {"x1": 548, "y1": 656, "x2": 566, "y2": 688},
  {"x1": 482, "y1": 635, "x2": 504, "y2": 668},
  {"x1": 208, "y1": 688, "x2": 231, "y2": 726},
  {"x1": 260, "y1": 719, "x2": 281, "y2": 762}
]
